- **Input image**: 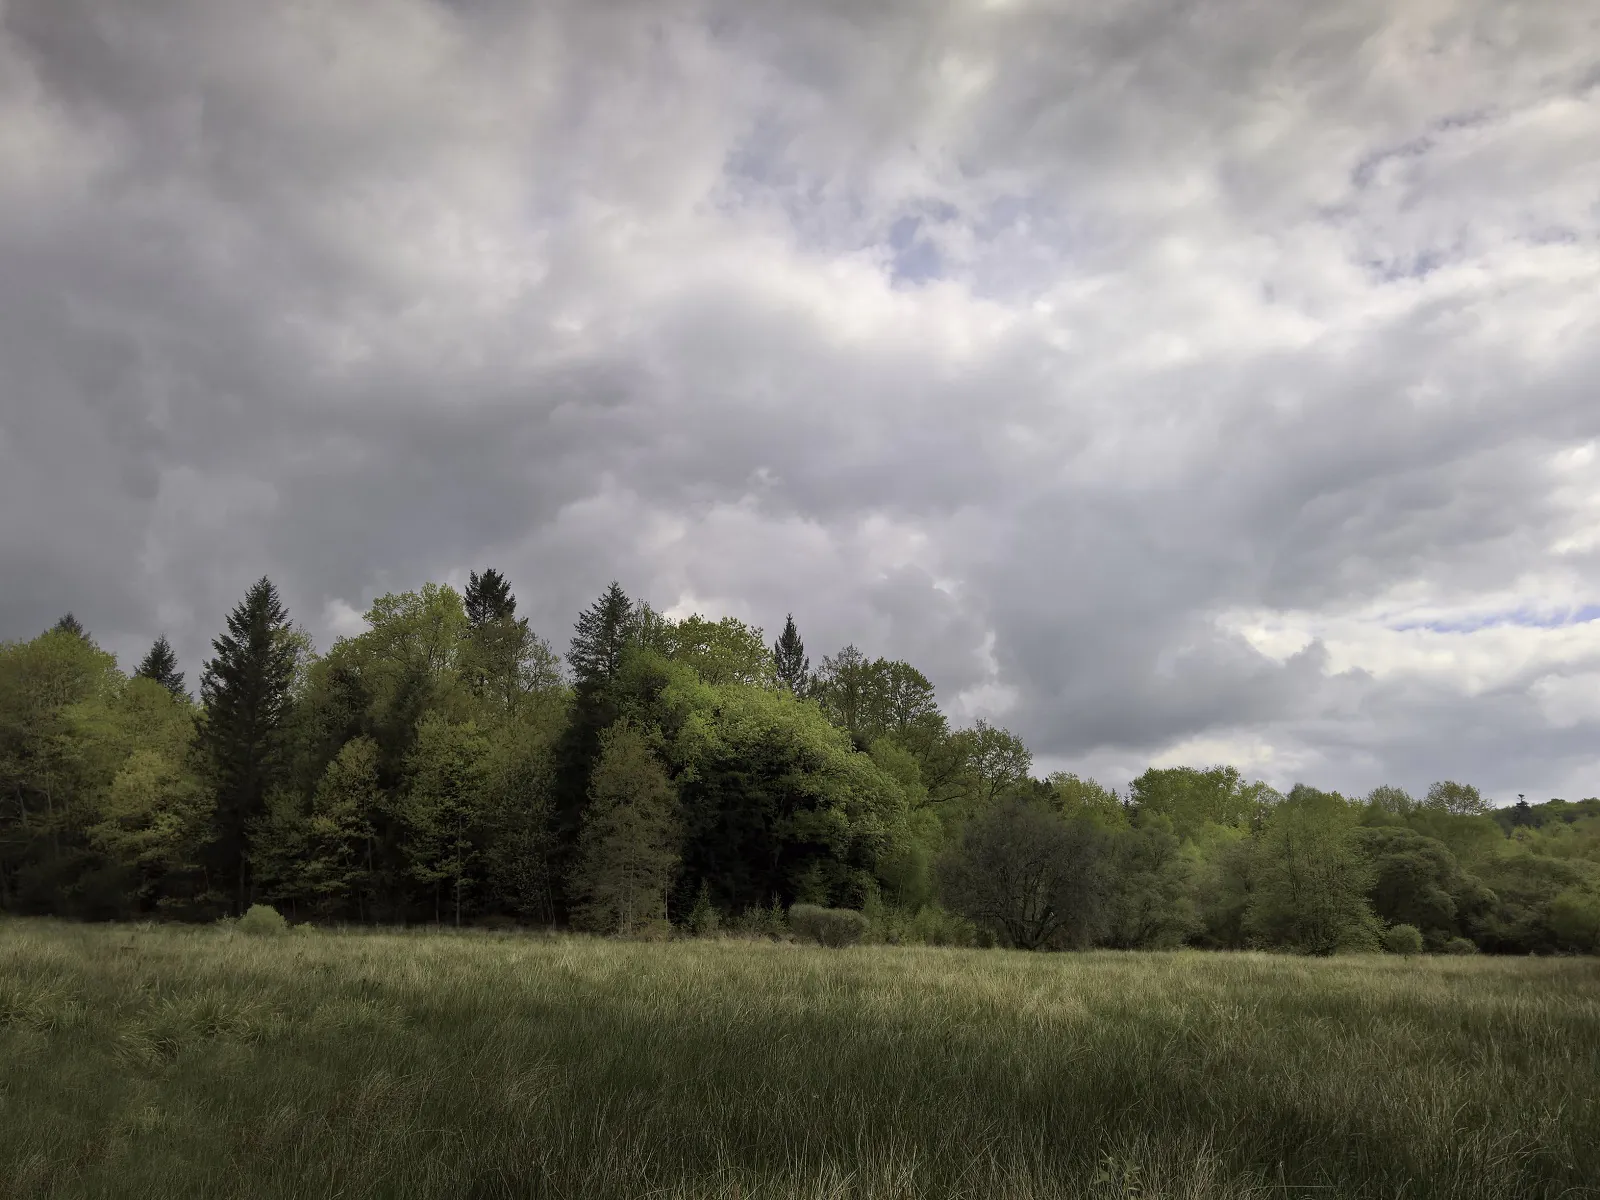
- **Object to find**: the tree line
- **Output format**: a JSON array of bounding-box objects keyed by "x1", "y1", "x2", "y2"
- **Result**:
[{"x1": 2, "y1": 574, "x2": 1598, "y2": 955}]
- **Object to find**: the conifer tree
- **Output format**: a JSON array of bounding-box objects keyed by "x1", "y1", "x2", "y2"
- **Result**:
[
  {"x1": 569, "y1": 720, "x2": 680, "y2": 934},
  {"x1": 773, "y1": 614, "x2": 810, "y2": 694},
  {"x1": 52, "y1": 613, "x2": 88, "y2": 640},
  {"x1": 198, "y1": 577, "x2": 298, "y2": 913},
  {"x1": 464, "y1": 568, "x2": 516, "y2": 628},
  {"x1": 135, "y1": 635, "x2": 188, "y2": 700},
  {"x1": 567, "y1": 582, "x2": 635, "y2": 687},
  {"x1": 550, "y1": 582, "x2": 638, "y2": 911}
]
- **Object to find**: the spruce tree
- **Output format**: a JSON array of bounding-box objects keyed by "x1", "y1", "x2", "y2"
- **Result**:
[
  {"x1": 567, "y1": 582, "x2": 635, "y2": 686},
  {"x1": 198, "y1": 577, "x2": 298, "y2": 913},
  {"x1": 773, "y1": 613, "x2": 810, "y2": 693},
  {"x1": 551, "y1": 582, "x2": 637, "y2": 914},
  {"x1": 52, "y1": 612, "x2": 88, "y2": 640},
  {"x1": 135, "y1": 635, "x2": 188, "y2": 700},
  {"x1": 464, "y1": 568, "x2": 516, "y2": 628},
  {"x1": 569, "y1": 720, "x2": 680, "y2": 934}
]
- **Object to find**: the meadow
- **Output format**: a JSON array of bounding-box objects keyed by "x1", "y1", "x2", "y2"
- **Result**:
[{"x1": 2, "y1": 920, "x2": 1597, "y2": 1200}]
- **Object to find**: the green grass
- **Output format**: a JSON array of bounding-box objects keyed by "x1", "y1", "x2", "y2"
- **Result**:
[{"x1": 2, "y1": 919, "x2": 1597, "y2": 1199}]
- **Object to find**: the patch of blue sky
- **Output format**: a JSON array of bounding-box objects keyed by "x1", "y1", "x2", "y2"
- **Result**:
[
  {"x1": 887, "y1": 214, "x2": 942, "y2": 285},
  {"x1": 1392, "y1": 605, "x2": 1600, "y2": 634}
]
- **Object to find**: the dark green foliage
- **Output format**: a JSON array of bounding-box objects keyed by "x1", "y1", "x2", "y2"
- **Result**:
[
  {"x1": 567, "y1": 582, "x2": 636, "y2": 687},
  {"x1": 464, "y1": 568, "x2": 516, "y2": 628},
  {"x1": 198, "y1": 577, "x2": 299, "y2": 913},
  {"x1": 772, "y1": 614, "x2": 809, "y2": 693},
  {"x1": 134, "y1": 635, "x2": 187, "y2": 700},
  {"x1": 1354, "y1": 825, "x2": 1493, "y2": 948},
  {"x1": 569, "y1": 720, "x2": 680, "y2": 935},
  {"x1": 51, "y1": 612, "x2": 88, "y2": 640},
  {"x1": 937, "y1": 800, "x2": 1112, "y2": 950},
  {"x1": 788, "y1": 902, "x2": 868, "y2": 947}
]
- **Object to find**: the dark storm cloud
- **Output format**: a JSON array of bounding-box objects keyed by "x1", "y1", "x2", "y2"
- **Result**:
[{"x1": 2, "y1": 0, "x2": 1598, "y2": 799}]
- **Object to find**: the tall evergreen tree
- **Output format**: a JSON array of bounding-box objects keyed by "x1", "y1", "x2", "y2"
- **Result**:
[
  {"x1": 551, "y1": 583, "x2": 638, "y2": 914},
  {"x1": 464, "y1": 568, "x2": 516, "y2": 628},
  {"x1": 135, "y1": 635, "x2": 188, "y2": 700},
  {"x1": 52, "y1": 613, "x2": 88, "y2": 640},
  {"x1": 198, "y1": 577, "x2": 298, "y2": 913},
  {"x1": 568, "y1": 582, "x2": 635, "y2": 686},
  {"x1": 569, "y1": 720, "x2": 680, "y2": 934},
  {"x1": 773, "y1": 614, "x2": 810, "y2": 694}
]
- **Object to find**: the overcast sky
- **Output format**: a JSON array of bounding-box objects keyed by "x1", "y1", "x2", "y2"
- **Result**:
[{"x1": 2, "y1": 0, "x2": 1598, "y2": 801}]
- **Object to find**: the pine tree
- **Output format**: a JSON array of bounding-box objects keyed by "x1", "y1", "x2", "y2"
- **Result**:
[
  {"x1": 567, "y1": 582, "x2": 635, "y2": 687},
  {"x1": 569, "y1": 721, "x2": 680, "y2": 934},
  {"x1": 198, "y1": 577, "x2": 299, "y2": 913},
  {"x1": 135, "y1": 635, "x2": 188, "y2": 700},
  {"x1": 52, "y1": 613, "x2": 88, "y2": 640},
  {"x1": 773, "y1": 614, "x2": 810, "y2": 694},
  {"x1": 464, "y1": 568, "x2": 516, "y2": 629}
]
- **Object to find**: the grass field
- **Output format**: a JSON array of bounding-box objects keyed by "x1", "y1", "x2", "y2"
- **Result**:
[{"x1": 2, "y1": 920, "x2": 1597, "y2": 1200}]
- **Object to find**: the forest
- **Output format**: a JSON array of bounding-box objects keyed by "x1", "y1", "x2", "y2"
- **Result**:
[{"x1": 3, "y1": 572, "x2": 1598, "y2": 956}]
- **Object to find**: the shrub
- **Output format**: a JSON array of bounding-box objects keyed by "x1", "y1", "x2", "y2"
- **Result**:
[
  {"x1": 686, "y1": 882, "x2": 722, "y2": 937},
  {"x1": 908, "y1": 905, "x2": 977, "y2": 947},
  {"x1": 1441, "y1": 936, "x2": 1478, "y2": 956},
  {"x1": 235, "y1": 904, "x2": 289, "y2": 937},
  {"x1": 1381, "y1": 923, "x2": 1423, "y2": 956},
  {"x1": 788, "y1": 904, "x2": 868, "y2": 948}
]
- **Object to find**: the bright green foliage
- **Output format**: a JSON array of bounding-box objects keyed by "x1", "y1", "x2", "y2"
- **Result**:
[
  {"x1": 1128, "y1": 765, "x2": 1276, "y2": 841},
  {"x1": 655, "y1": 614, "x2": 775, "y2": 686},
  {"x1": 234, "y1": 902, "x2": 288, "y2": 935},
  {"x1": 81, "y1": 680, "x2": 212, "y2": 913},
  {"x1": 134, "y1": 635, "x2": 187, "y2": 700},
  {"x1": 788, "y1": 902, "x2": 869, "y2": 947},
  {"x1": 1424, "y1": 780, "x2": 1492, "y2": 816},
  {"x1": 1246, "y1": 786, "x2": 1379, "y2": 954},
  {"x1": 569, "y1": 721, "x2": 680, "y2": 935},
  {"x1": 811, "y1": 648, "x2": 947, "y2": 753},
  {"x1": 660, "y1": 673, "x2": 907, "y2": 913},
  {"x1": 1048, "y1": 772, "x2": 1128, "y2": 828},
  {"x1": 1382, "y1": 923, "x2": 1424, "y2": 955},
  {"x1": 198, "y1": 577, "x2": 300, "y2": 913},
  {"x1": 953, "y1": 720, "x2": 1032, "y2": 809},
  {"x1": 0, "y1": 627, "x2": 124, "y2": 915},
  {"x1": 1364, "y1": 785, "x2": 1417, "y2": 817}
]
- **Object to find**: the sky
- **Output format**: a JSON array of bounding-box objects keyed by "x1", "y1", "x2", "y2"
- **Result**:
[{"x1": 2, "y1": 0, "x2": 1598, "y2": 802}]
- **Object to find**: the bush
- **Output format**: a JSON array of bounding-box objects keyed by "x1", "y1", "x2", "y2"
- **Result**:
[
  {"x1": 1441, "y1": 936, "x2": 1478, "y2": 956},
  {"x1": 788, "y1": 904, "x2": 868, "y2": 948},
  {"x1": 1381, "y1": 923, "x2": 1423, "y2": 956},
  {"x1": 909, "y1": 905, "x2": 977, "y2": 947},
  {"x1": 235, "y1": 904, "x2": 289, "y2": 937},
  {"x1": 686, "y1": 882, "x2": 722, "y2": 937}
]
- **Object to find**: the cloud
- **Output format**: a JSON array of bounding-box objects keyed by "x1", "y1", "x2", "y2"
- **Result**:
[{"x1": 2, "y1": 0, "x2": 1598, "y2": 802}]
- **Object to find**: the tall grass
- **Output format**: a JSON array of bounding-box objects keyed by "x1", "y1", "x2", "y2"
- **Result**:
[{"x1": 2, "y1": 918, "x2": 1597, "y2": 1199}]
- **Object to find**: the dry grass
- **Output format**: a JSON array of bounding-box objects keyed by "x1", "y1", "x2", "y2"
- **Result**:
[{"x1": 1, "y1": 918, "x2": 1597, "y2": 1199}]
